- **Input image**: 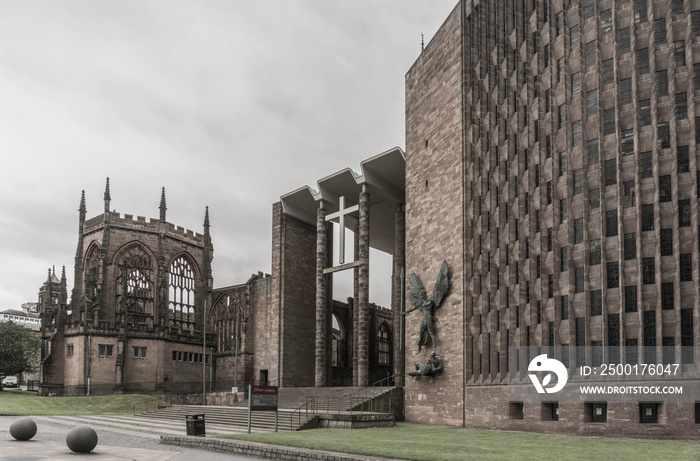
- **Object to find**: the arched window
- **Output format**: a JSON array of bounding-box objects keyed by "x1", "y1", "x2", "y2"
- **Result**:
[
  {"x1": 169, "y1": 256, "x2": 196, "y2": 330},
  {"x1": 332, "y1": 314, "x2": 345, "y2": 367},
  {"x1": 210, "y1": 293, "x2": 241, "y2": 352},
  {"x1": 84, "y1": 244, "x2": 100, "y2": 299},
  {"x1": 377, "y1": 322, "x2": 392, "y2": 366},
  {"x1": 116, "y1": 244, "x2": 154, "y2": 328}
]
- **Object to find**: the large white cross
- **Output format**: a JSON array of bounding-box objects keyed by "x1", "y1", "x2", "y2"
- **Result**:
[{"x1": 325, "y1": 196, "x2": 358, "y2": 265}]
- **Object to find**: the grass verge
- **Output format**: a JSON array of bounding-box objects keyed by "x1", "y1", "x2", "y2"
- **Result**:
[
  {"x1": 218, "y1": 422, "x2": 700, "y2": 461},
  {"x1": 0, "y1": 389, "x2": 161, "y2": 415}
]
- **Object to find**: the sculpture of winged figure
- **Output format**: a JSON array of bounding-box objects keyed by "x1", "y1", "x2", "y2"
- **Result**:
[{"x1": 401, "y1": 260, "x2": 449, "y2": 355}]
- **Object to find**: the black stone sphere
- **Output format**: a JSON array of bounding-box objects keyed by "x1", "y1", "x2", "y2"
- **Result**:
[
  {"x1": 65, "y1": 426, "x2": 98, "y2": 453},
  {"x1": 9, "y1": 418, "x2": 37, "y2": 441}
]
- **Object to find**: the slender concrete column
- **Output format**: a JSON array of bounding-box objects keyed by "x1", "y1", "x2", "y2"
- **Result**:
[
  {"x1": 352, "y1": 223, "x2": 360, "y2": 386},
  {"x1": 392, "y1": 206, "x2": 406, "y2": 384},
  {"x1": 315, "y1": 201, "x2": 328, "y2": 387},
  {"x1": 357, "y1": 185, "x2": 370, "y2": 386}
]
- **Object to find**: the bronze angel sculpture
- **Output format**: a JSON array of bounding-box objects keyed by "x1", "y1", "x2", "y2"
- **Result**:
[{"x1": 401, "y1": 260, "x2": 449, "y2": 355}]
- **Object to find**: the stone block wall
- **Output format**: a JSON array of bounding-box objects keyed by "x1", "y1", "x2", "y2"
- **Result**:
[{"x1": 404, "y1": 1, "x2": 466, "y2": 427}]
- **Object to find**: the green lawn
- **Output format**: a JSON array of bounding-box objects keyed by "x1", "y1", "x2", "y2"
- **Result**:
[
  {"x1": 0, "y1": 389, "x2": 162, "y2": 415},
  {"x1": 219, "y1": 422, "x2": 700, "y2": 461}
]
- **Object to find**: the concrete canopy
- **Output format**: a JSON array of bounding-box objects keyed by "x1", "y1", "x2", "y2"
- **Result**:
[{"x1": 280, "y1": 146, "x2": 405, "y2": 255}]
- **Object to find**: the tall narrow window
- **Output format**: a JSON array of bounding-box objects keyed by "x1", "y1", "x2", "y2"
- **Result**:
[
  {"x1": 575, "y1": 267, "x2": 585, "y2": 293},
  {"x1": 681, "y1": 308, "x2": 694, "y2": 363},
  {"x1": 607, "y1": 262, "x2": 619, "y2": 288},
  {"x1": 674, "y1": 41, "x2": 686, "y2": 67},
  {"x1": 559, "y1": 151, "x2": 568, "y2": 175},
  {"x1": 639, "y1": 151, "x2": 653, "y2": 179},
  {"x1": 572, "y1": 72, "x2": 582, "y2": 96},
  {"x1": 558, "y1": 58, "x2": 565, "y2": 83},
  {"x1": 571, "y1": 25, "x2": 580, "y2": 51},
  {"x1": 377, "y1": 322, "x2": 392, "y2": 366},
  {"x1": 654, "y1": 19, "x2": 666, "y2": 44},
  {"x1": 636, "y1": 48, "x2": 649, "y2": 74},
  {"x1": 659, "y1": 175, "x2": 672, "y2": 202},
  {"x1": 619, "y1": 28, "x2": 631, "y2": 54},
  {"x1": 680, "y1": 254, "x2": 692, "y2": 282},
  {"x1": 676, "y1": 93, "x2": 688, "y2": 120},
  {"x1": 601, "y1": 9, "x2": 613, "y2": 35},
  {"x1": 641, "y1": 204, "x2": 654, "y2": 231},
  {"x1": 558, "y1": 104, "x2": 567, "y2": 129},
  {"x1": 621, "y1": 130, "x2": 634, "y2": 156},
  {"x1": 634, "y1": 0, "x2": 647, "y2": 23},
  {"x1": 561, "y1": 247, "x2": 569, "y2": 272},
  {"x1": 574, "y1": 218, "x2": 584, "y2": 243},
  {"x1": 573, "y1": 121, "x2": 582, "y2": 146},
  {"x1": 606, "y1": 210, "x2": 618, "y2": 237},
  {"x1": 643, "y1": 310, "x2": 656, "y2": 363},
  {"x1": 661, "y1": 282, "x2": 674, "y2": 310},
  {"x1": 560, "y1": 199, "x2": 567, "y2": 222},
  {"x1": 660, "y1": 228, "x2": 673, "y2": 256},
  {"x1": 678, "y1": 146, "x2": 690, "y2": 173},
  {"x1": 643, "y1": 257, "x2": 655, "y2": 284},
  {"x1": 639, "y1": 100, "x2": 651, "y2": 127},
  {"x1": 590, "y1": 239, "x2": 601, "y2": 265},
  {"x1": 556, "y1": 11, "x2": 564, "y2": 36},
  {"x1": 656, "y1": 70, "x2": 669, "y2": 97},
  {"x1": 622, "y1": 181, "x2": 635, "y2": 207},
  {"x1": 584, "y1": 0, "x2": 596, "y2": 19},
  {"x1": 116, "y1": 244, "x2": 155, "y2": 329},
  {"x1": 624, "y1": 233, "x2": 636, "y2": 260},
  {"x1": 603, "y1": 109, "x2": 616, "y2": 135},
  {"x1": 211, "y1": 293, "x2": 241, "y2": 353},
  {"x1": 680, "y1": 199, "x2": 691, "y2": 227},
  {"x1": 589, "y1": 188, "x2": 600, "y2": 210},
  {"x1": 672, "y1": 0, "x2": 684, "y2": 15},
  {"x1": 169, "y1": 255, "x2": 197, "y2": 329},
  {"x1": 625, "y1": 285, "x2": 638, "y2": 313},
  {"x1": 585, "y1": 41, "x2": 597, "y2": 68},
  {"x1": 590, "y1": 290, "x2": 602, "y2": 316},
  {"x1": 588, "y1": 139, "x2": 599, "y2": 164},
  {"x1": 658, "y1": 123, "x2": 670, "y2": 149},
  {"x1": 602, "y1": 59, "x2": 614, "y2": 85}
]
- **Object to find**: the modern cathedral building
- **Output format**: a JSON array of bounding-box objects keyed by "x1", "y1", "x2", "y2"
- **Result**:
[{"x1": 403, "y1": 0, "x2": 700, "y2": 437}]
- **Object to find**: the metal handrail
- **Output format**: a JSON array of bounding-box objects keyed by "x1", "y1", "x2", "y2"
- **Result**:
[
  {"x1": 132, "y1": 397, "x2": 171, "y2": 416},
  {"x1": 289, "y1": 396, "x2": 316, "y2": 431}
]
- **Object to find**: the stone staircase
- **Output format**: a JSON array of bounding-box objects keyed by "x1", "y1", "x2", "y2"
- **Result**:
[{"x1": 140, "y1": 386, "x2": 398, "y2": 431}]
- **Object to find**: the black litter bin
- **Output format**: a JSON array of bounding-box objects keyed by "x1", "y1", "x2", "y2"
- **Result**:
[{"x1": 185, "y1": 413, "x2": 205, "y2": 437}]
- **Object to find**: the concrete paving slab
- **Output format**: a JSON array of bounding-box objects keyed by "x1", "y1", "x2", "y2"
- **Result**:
[{"x1": 0, "y1": 416, "x2": 262, "y2": 461}]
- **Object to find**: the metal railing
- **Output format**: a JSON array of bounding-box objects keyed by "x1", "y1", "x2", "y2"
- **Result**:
[
  {"x1": 289, "y1": 396, "x2": 316, "y2": 431},
  {"x1": 132, "y1": 397, "x2": 172, "y2": 416},
  {"x1": 286, "y1": 374, "x2": 398, "y2": 430}
]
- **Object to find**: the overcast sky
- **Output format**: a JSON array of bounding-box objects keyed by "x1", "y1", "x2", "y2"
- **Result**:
[{"x1": 0, "y1": 0, "x2": 457, "y2": 311}]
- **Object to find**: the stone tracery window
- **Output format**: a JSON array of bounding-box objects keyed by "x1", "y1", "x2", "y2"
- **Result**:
[
  {"x1": 210, "y1": 293, "x2": 241, "y2": 352},
  {"x1": 85, "y1": 244, "x2": 100, "y2": 299},
  {"x1": 169, "y1": 256, "x2": 196, "y2": 330},
  {"x1": 116, "y1": 244, "x2": 154, "y2": 328}
]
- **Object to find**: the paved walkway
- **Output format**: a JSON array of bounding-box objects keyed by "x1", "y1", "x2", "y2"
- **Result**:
[{"x1": 0, "y1": 415, "x2": 262, "y2": 460}]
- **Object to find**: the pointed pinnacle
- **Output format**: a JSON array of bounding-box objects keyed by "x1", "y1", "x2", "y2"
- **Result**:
[
  {"x1": 204, "y1": 206, "x2": 210, "y2": 229},
  {"x1": 79, "y1": 190, "x2": 87, "y2": 222},
  {"x1": 104, "y1": 177, "x2": 111, "y2": 201}
]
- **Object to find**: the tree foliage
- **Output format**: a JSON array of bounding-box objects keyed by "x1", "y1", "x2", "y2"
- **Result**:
[{"x1": 0, "y1": 321, "x2": 41, "y2": 380}]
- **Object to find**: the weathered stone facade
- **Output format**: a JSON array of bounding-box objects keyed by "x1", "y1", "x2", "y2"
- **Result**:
[
  {"x1": 404, "y1": 0, "x2": 700, "y2": 438},
  {"x1": 40, "y1": 177, "x2": 396, "y2": 395}
]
